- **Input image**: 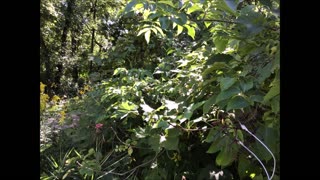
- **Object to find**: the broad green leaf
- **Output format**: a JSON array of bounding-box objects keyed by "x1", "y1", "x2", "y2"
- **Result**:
[
  {"x1": 203, "y1": 95, "x2": 217, "y2": 114},
  {"x1": 240, "y1": 78, "x2": 254, "y2": 92},
  {"x1": 250, "y1": 94, "x2": 264, "y2": 103},
  {"x1": 216, "y1": 87, "x2": 240, "y2": 103},
  {"x1": 158, "y1": 1, "x2": 175, "y2": 7},
  {"x1": 159, "y1": 16, "x2": 169, "y2": 29},
  {"x1": 263, "y1": 82, "x2": 280, "y2": 102},
  {"x1": 213, "y1": 36, "x2": 228, "y2": 52},
  {"x1": 204, "y1": 127, "x2": 220, "y2": 143},
  {"x1": 183, "y1": 101, "x2": 205, "y2": 120},
  {"x1": 177, "y1": 13, "x2": 187, "y2": 25},
  {"x1": 226, "y1": 95, "x2": 250, "y2": 111},
  {"x1": 237, "y1": 6, "x2": 265, "y2": 36},
  {"x1": 206, "y1": 137, "x2": 224, "y2": 154},
  {"x1": 257, "y1": 63, "x2": 272, "y2": 83},
  {"x1": 148, "y1": 12, "x2": 161, "y2": 20},
  {"x1": 187, "y1": 4, "x2": 203, "y2": 14},
  {"x1": 190, "y1": 101, "x2": 206, "y2": 111},
  {"x1": 165, "y1": 128, "x2": 180, "y2": 137},
  {"x1": 148, "y1": 135, "x2": 161, "y2": 152},
  {"x1": 134, "y1": 3, "x2": 144, "y2": 9},
  {"x1": 184, "y1": 25, "x2": 195, "y2": 39},
  {"x1": 153, "y1": 120, "x2": 169, "y2": 129},
  {"x1": 214, "y1": 0, "x2": 237, "y2": 16},
  {"x1": 219, "y1": 77, "x2": 236, "y2": 91},
  {"x1": 177, "y1": 25, "x2": 183, "y2": 36},
  {"x1": 216, "y1": 144, "x2": 238, "y2": 167},
  {"x1": 202, "y1": 62, "x2": 229, "y2": 76},
  {"x1": 206, "y1": 54, "x2": 233, "y2": 65},
  {"x1": 124, "y1": 0, "x2": 137, "y2": 12},
  {"x1": 119, "y1": 101, "x2": 138, "y2": 111},
  {"x1": 238, "y1": 154, "x2": 253, "y2": 179},
  {"x1": 259, "y1": 0, "x2": 273, "y2": 8},
  {"x1": 204, "y1": 21, "x2": 212, "y2": 28},
  {"x1": 145, "y1": 30, "x2": 151, "y2": 44},
  {"x1": 161, "y1": 136, "x2": 179, "y2": 150}
]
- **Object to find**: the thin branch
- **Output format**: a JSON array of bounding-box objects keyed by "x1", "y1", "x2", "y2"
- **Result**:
[{"x1": 97, "y1": 150, "x2": 164, "y2": 179}]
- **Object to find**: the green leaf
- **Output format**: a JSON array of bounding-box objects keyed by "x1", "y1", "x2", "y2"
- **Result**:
[
  {"x1": 226, "y1": 95, "x2": 250, "y2": 111},
  {"x1": 145, "y1": 30, "x2": 151, "y2": 44},
  {"x1": 177, "y1": 25, "x2": 184, "y2": 36},
  {"x1": 134, "y1": 3, "x2": 144, "y2": 9},
  {"x1": 177, "y1": 13, "x2": 187, "y2": 25},
  {"x1": 219, "y1": 77, "x2": 236, "y2": 91},
  {"x1": 203, "y1": 95, "x2": 217, "y2": 114},
  {"x1": 124, "y1": 0, "x2": 137, "y2": 12},
  {"x1": 216, "y1": 87, "x2": 240, "y2": 103},
  {"x1": 270, "y1": 96, "x2": 280, "y2": 113},
  {"x1": 204, "y1": 127, "x2": 220, "y2": 143},
  {"x1": 213, "y1": 36, "x2": 228, "y2": 52},
  {"x1": 238, "y1": 154, "x2": 253, "y2": 179},
  {"x1": 183, "y1": 101, "x2": 205, "y2": 120},
  {"x1": 259, "y1": 0, "x2": 273, "y2": 8},
  {"x1": 257, "y1": 63, "x2": 272, "y2": 83},
  {"x1": 206, "y1": 54, "x2": 233, "y2": 65},
  {"x1": 153, "y1": 120, "x2": 169, "y2": 129},
  {"x1": 240, "y1": 78, "x2": 254, "y2": 92},
  {"x1": 113, "y1": 67, "x2": 127, "y2": 76},
  {"x1": 204, "y1": 21, "x2": 212, "y2": 28},
  {"x1": 263, "y1": 82, "x2": 280, "y2": 102},
  {"x1": 202, "y1": 62, "x2": 229, "y2": 76},
  {"x1": 206, "y1": 137, "x2": 224, "y2": 154},
  {"x1": 158, "y1": 1, "x2": 175, "y2": 7},
  {"x1": 119, "y1": 101, "x2": 138, "y2": 111},
  {"x1": 216, "y1": 144, "x2": 238, "y2": 167},
  {"x1": 148, "y1": 135, "x2": 161, "y2": 152},
  {"x1": 187, "y1": 4, "x2": 203, "y2": 14},
  {"x1": 165, "y1": 128, "x2": 180, "y2": 137},
  {"x1": 153, "y1": 26, "x2": 165, "y2": 37},
  {"x1": 161, "y1": 136, "x2": 179, "y2": 150},
  {"x1": 184, "y1": 25, "x2": 195, "y2": 40},
  {"x1": 215, "y1": 0, "x2": 237, "y2": 16},
  {"x1": 159, "y1": 16, "x2": 169, "y2": 29}
]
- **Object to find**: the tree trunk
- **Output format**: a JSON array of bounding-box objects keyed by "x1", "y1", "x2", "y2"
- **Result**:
[
  {"x1": 89, "y1": 0, "x2": 98, "y2": 73},
  {"x1": 55, "y1": 0, "x2": 75, "y2": 94}
]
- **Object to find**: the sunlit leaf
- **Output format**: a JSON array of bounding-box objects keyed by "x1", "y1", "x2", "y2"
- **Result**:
[
  {"x1": 187, "y1": 4, "x2": 203, "y2": 14},
  {"x1": 145, "y1": 30, "x2": 151, "y2": 44},
  {"x1": 177, "y1": 25, "x2": 184, "y2": 36}
]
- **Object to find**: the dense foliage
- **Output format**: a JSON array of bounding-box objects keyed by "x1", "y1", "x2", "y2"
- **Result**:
[{"x1": 41, "y1": 0, "x2": 280, "y2": 179}]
